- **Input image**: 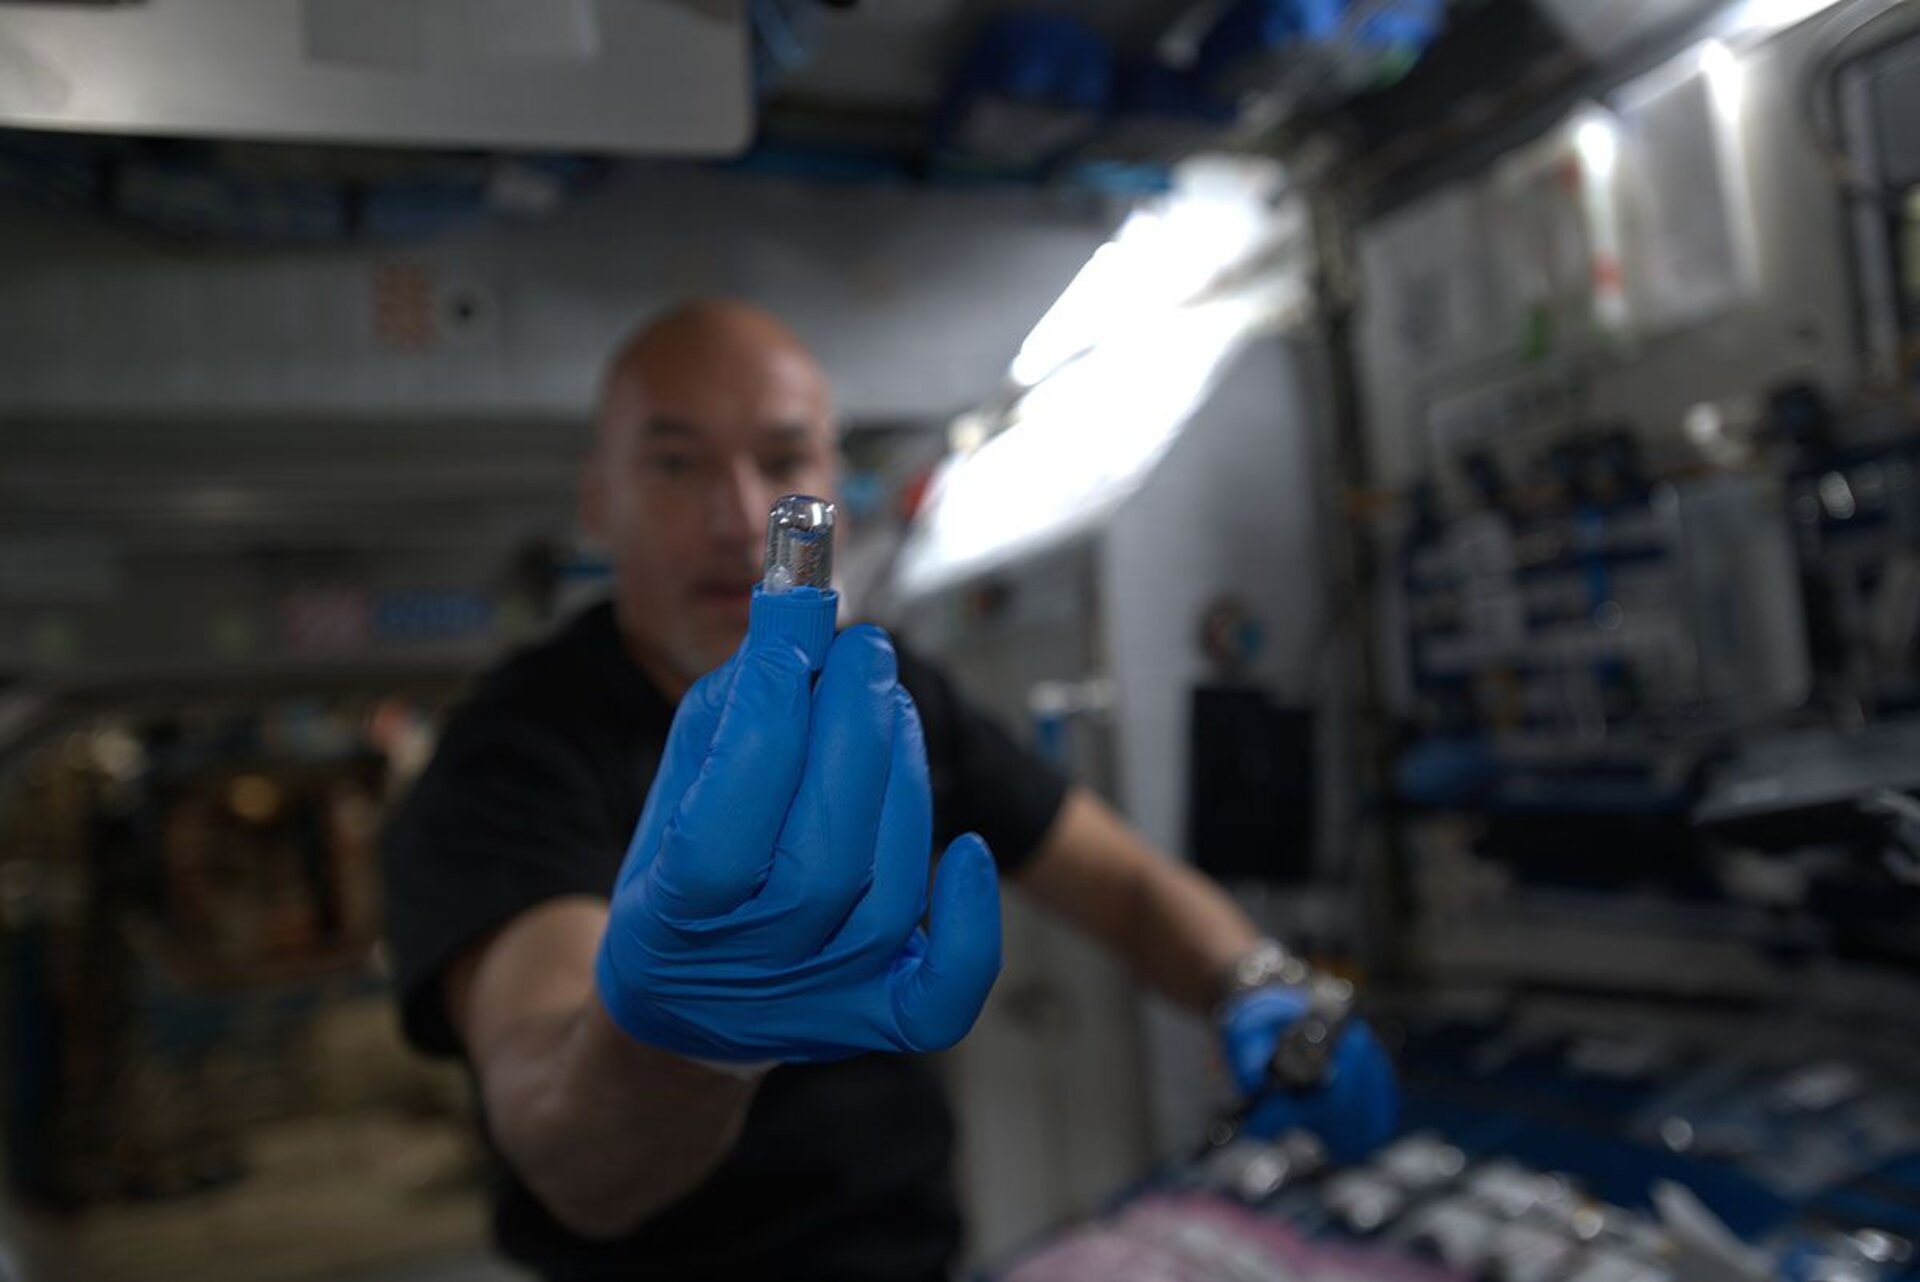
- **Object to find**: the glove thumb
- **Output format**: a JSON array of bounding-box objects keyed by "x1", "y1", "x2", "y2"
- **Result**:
[{"x1": 890, "y1": 833, "x2": 1001, "y2": 1052}]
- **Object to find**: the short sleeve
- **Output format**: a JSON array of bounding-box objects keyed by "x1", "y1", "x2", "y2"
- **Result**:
[
  {"x1": 896, "y1": 646, "x2": 1070, "y2": 877},
  {"x1": 381, "y1": 702, "x2": 620, "y2": 1058}
]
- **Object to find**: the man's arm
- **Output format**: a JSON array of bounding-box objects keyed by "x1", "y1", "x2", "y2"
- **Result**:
[
  {"x1": 1012, "y1": 787, "x2": 1260, "y2": 1012},
  {"x1": 446, "y1": 896, "x2": 760, "y2": 1240},
  {"x1": 1011, "y1": 786, "x2": 1401, "y2": 1159}
]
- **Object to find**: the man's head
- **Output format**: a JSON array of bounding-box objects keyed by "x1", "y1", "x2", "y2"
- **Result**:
[{"x1": 583, "y1": 300, "x2": 839, "y2": 690}]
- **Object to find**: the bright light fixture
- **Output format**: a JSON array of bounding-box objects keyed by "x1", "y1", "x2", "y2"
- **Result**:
[
  {"x1": 1574, "y1": 114, "x2": 1620, "y2": 180},
  {"x1": 1699, "y1": 39, "x2": 1745, "y2": 120},
  {"x1": 1010, "y1": 157, "x2": 1280, "y2": 387},
  {"x1": 900, "y1": 299, "x2": 1257, "y2": 597},
  {"x1": 1012, "y1": 239, "x2": 1134, "y2": 387},
  {"x1": 1725, "y1": 0, "x2": 1846, "y2": 40},
  {"x1": 901, "y1": 157, "x2": 1285, "y2": 597},
  {"x1": 948, "y1": 411, "x2": 992, "y2": 454}
]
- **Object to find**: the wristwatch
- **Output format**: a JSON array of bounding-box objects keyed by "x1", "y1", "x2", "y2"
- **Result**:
[
  {"x1": 1221, "y1": 938, "x2": 1313, "y2": 997},
  {"x1": 1221, "y1": 938, "x2": 1356, "y2": 1093}
]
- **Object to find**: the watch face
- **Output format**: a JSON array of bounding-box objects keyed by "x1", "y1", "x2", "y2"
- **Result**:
[
  {"x1": 1235, "y1": 948, "x2": 1276, "y2": 987},
  {"x1": 1229, "y1": 943, "x2": 1318, "y2": 999},
  {"x1": 1232, "y1": 942, "x2": 1294, "y2": 992}
]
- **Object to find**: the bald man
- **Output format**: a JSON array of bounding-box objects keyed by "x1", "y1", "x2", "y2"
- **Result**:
[{"x1": 382, "y1": 302, "x2": 1380, "y2": 1282}]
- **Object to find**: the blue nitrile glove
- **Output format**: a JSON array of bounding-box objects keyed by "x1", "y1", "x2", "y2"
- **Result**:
[
  {"x1": 1220, "y1": 985, "x2": 1399, "y2": 1163},
  {"x1": 594, "y1": 602, "x2": 1003, "y2": 1066}
]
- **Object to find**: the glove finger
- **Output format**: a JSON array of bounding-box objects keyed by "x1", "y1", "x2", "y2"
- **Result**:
[
  {"x1": 1281, "y1": 1024, "x2": 1396, "y2": 1161},
  {"x1": 830, "y1": 686, "x2": 933, "y2": 954},
  {"x1": 1332, "y1": 1023, "x2": 1398, "y2": 1159},
  {"x1": 889, "y1": 833, "x2": 1000, "y2": 1052},
  {"x1": 870, "y1": 689, "x2": 936, "y2": 938},
  {"x1": 613, "y1": 654, "x2": 737, "y2": 896},
  {"x1": 1220, "y1": 986, "x2": 1310, "y2": 1096},
  {"x1": 646, "y1": 636, "x2": 812, "y2": 920},
  {"x1": 1243, "y1": 1093, "x2": 1304, "y2": 1143},
  {"x1": 761, "y1": 626, "x2": 898, "y2": 954}
]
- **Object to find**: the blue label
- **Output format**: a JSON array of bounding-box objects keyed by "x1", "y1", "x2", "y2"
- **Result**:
[{"x1": 373, "y1": 592, "x2": 495, "y2": 643}]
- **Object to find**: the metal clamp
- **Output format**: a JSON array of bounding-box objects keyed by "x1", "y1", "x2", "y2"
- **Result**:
[{"x1": 1267, "y1": 973, "x2": 1356, "y2": 1093}]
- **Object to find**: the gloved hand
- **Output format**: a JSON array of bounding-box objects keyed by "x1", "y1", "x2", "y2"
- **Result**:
[
  {"x1": 594, "y1": 611, "x2": 1003, "y2": 1066},
  {"x1": 1219, "y1": 985, "x2": 1399, "y2": 1163}
]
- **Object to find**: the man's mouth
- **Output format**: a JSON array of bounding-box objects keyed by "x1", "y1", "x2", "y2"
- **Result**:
[{"x1": 689, "y1": 580, "x2": 756, "y2": 607}]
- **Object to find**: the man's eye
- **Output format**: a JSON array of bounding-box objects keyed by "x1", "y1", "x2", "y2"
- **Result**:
[
  {"x1": 763, "y1": 454, "x2": 808, "y2": 481},
  {"x1": 648, "y1": 454, "x2": 696, "y2": 477}
]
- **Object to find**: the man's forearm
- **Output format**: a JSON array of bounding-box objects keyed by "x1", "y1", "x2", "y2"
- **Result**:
[
  {"x1": 1122, "y1": 854, "x2": 1262, "y2": 1011},
  {"x1": 478, "y1": 996, "x2": 759, "y2": 1238},
  {"x1": 1018, "y1": 790, "x2": 1260, "y2": 1013},
  {"x1": 450, "y1": 898, "x2": 760, "y2": 1240}
]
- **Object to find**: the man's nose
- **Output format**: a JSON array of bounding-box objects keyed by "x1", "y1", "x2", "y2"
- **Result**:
[{"x1": 708, "y1": 458, "x2": 771, "y2": 549}]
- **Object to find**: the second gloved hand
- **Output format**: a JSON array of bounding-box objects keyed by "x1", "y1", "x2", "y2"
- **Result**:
[
  {"x1": 1220, "y1": 985, "x2": 1399, "y2": 1163},
  {"x1": 595, "y1": 622, "x2": 1003, "y2": 1065}
]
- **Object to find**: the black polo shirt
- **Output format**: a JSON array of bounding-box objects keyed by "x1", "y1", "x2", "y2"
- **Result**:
[{"x1": 382, "y1": 602, "x2": 1068, "y2": 1282}]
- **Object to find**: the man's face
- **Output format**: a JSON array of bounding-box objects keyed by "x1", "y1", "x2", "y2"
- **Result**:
[{"x1": 588, "y1": 333, "x2": 838, "y2": 685}]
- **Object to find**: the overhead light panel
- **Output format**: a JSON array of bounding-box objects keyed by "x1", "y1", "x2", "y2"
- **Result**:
[
  {"x1": 1722, "y1": 0, "x2": 1848, "y2": 41},
  {"x1": 1010, "y1": 156, "x2": 1282, "y2": 388}
]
